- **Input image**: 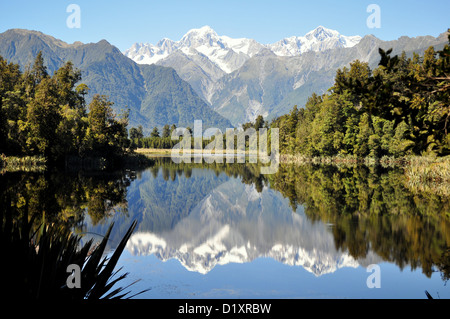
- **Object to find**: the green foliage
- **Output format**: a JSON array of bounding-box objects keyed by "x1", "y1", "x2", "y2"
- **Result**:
[
  {"x1": 0, "y1": 166, "x2": 149, "y2": 299},
  {"x1": 272, "y1": 32, "x2": 450, "y2": 158},
  {"x1": 267, "y1": 163, "x2": 450, "y2": 278},
  {"x1": 161, "y1": 124, "x2": 171, "y2": 138},
  {"x1": 0, "y1": 52, "x2": 131, "y2": 164},
  {"x1": 85, "y1": 94, "x2": 129, "y2": 158},
  {"x1": 242, "y1": 115, "x2": 267, "y2": 131},
  {"x1": 150, "y1": 126, "x2": 160, "y2": 138},
  {"x1": 129, "y1": 125, "x2": 144, "y2": 140}
]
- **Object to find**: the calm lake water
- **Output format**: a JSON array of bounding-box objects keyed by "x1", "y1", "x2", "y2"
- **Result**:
[{"x1": 2, "y1": 157, "x2": 450, "y2": 299}]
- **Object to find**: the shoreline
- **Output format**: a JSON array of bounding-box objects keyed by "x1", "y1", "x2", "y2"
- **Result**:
[
  {"x1": 3, "y1": 151, "x2": 450, "y2": 185},
  {"x1": 135, "y1": 148, "x2": 262, "y2": 155}
]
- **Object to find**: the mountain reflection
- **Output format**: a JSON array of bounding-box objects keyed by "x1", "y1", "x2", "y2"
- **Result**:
[
  {"x1": 2, "y1": 157, "x2": 449, "y2": 282},
  {"x1": 126, "y1": 177, "x2": 381, "y2": 275},
  {"x1": 121, "y1": 159, "x2": 450, "y2": 281}
]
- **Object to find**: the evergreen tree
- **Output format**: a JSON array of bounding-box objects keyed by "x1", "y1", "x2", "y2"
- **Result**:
[
  {"x1": 150, "y1": 127, "x2": 160, "y2": 138},
  {"x1": 272, "y1": 33, "x2": 450, "y2": 158},
  {"x1": 162, "y1": 124, "x2": 171, "y2": 138}
]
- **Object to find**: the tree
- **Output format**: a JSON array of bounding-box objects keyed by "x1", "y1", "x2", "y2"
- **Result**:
[
  {"x1": 0, "y1": 52, "x2": 132, "y2": 162},
  {"x1": 85, "y1": 94, "x2": 129, "y2": 157},
  {"x1": 254, "y1": 115, "x2": 266, "y2": 130},
  {"x1": 31, "y1": 51, "x2": 48, "y2": 85},
  {"x1": 0, "y1": 56, "x2": 24, "y2": 153},
  {"x1": 25, "y1": 77, "x2": 62, "y2": 159},
  {"x1": 162, "y1": 124, "x2": 171, "y2": 138},
  {"x1": 150, "y1": 127, "x2": 160, "y2": 138},
  {"x1": 129, "y1": 125, "x2": 144, "y2": 139}
]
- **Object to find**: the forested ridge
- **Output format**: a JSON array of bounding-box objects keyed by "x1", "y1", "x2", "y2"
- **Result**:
[
  {"x1": 3, "y1": 31, "x2": 450, "y2": 167},
  {"x1": 0, "y1": 51, "x2": 130, "y2": 165},
  {"x1": 272, "y1": 31, "x2": 450, "y2": 158}
]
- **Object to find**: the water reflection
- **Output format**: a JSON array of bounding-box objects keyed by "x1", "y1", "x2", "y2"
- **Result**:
[
  {"x1": 268, "y1": 164, "x2": 450, "y2": 281},
  {"x1": 126, "y1": 177, "x2": 381, "y2": 275},
  {"x1": 1, "y1": 158, "x2": 449, "y2": 289}
]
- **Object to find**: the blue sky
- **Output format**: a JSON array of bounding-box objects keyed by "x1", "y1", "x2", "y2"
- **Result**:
[{"x1": 0, "y1": 0, "x2": 449, "y2": 51}]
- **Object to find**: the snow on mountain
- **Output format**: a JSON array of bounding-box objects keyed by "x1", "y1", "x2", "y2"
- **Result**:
[
  {"x1": 123, "y1": 25, "x2": 363, "y2": 111},
  {"x1": 124, "y1": 25, "x2": 361, "y2": 73},
  {"x1": 124, "y1": 25, "x2": 264, "y2": 74},
  {"x1": 268, "y1": 26, "x2": 362, "y2": 56},
  {"x1": 123, "y1": 40, "x2": 174, "y2": 65}
]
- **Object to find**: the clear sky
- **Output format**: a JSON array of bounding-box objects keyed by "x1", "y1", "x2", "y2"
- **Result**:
[{"x1": 0, "y1": 0, "x2": 449, "y2": 52}]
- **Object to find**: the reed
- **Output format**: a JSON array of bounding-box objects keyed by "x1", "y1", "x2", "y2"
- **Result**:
[{"x1": 404, "y1": 156, "x2": 450, "y2": 196}]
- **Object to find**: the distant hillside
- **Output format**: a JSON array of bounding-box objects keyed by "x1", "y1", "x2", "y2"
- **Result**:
[
  {"x1": 125, "y1": 25, "x2": 449, "y2": 126},
  {"x1": 208, "y1": 32, "x2": 449, "y2": 126},
  {"x1": 0, "y1": 29, "x2": 232, "y2": 133}
]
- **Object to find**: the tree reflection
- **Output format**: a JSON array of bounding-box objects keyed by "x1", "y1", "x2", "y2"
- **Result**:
[
  {"x1": 0, "y1": 169, "x2": 133, "y2": 233},
  {"x1": 2, "y1": 159, "x2": 450, "y2": 283},
  {"x1": 268, "y1": 164, "x2": 450, "y2": 280}
]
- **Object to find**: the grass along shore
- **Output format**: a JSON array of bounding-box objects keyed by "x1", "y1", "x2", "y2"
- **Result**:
[
  {"x1": 280, "y1": 153, "x2": 450, "y2": 196},
  {"x1": 280, "y1": 153, "x2": 450, "y2": 178},
  {"x1": 4, "y1": 150, "x2": 449, "y2": 193}
]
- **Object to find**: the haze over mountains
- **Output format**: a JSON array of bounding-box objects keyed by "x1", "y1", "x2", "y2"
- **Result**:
[
  {"x1": 0, "y1": 26, "x2": 448, "y2": 131},
  {"x1": 125, "y1": 26, "x2": 449, "y2": 126}
]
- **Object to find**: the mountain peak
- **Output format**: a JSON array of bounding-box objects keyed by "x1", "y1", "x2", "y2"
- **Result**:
[
  {"x1": 124, "y1": 25, "x2": 362, "y2": 74},
  {"x1": 305, "y1": 26, "x2": 339, "y2": 40},
  {"x1": 267, "y1": 26, "x2": 362, "y2": 57},
  {"x1": 184, "y1": 25, "x2": 217, "y2": 37}
]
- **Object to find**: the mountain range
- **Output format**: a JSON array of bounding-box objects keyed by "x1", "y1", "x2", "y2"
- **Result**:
[
  {"x1": 125, "y1": 26, "x2": 449, "y2": 126},
  {"x1": 0, "y1": 28, "x2": 232, "y2": 133},
  {"x1": 1, "y1": 26, "x2": 448, "y2": 132}
]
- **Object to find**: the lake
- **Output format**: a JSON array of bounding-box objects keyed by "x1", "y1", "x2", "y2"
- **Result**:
[{"x1": 2, "y1": 157, "x2": 449, "y2": 299}]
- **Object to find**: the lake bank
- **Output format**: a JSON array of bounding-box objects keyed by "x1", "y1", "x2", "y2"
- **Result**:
[
  {"x1": 135, "y1": 148, "x2": 262, "y2": 156},
  {"x1": 0, "y1": 152, "x2": 155, "y2": 173},
  {"x1": 279, "y1": 153, "x2": 450, "y2": 182},
  {"x1": 134, "y1": 148, "x2": 450, "y2": 182}
]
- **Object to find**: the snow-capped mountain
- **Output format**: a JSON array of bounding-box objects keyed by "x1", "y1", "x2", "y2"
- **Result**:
[
  {"x1": 125, "y1": 38, "x2": 177, "y2": 65},
  {"x1": 124, "y1": 25, "x2": 265, "y2": 74},
  {"x1": 123, "y1": 25, "x2": 362, "y2": 107},
  {"x1": 123, "y1": 26, "x2": 447, "y2": 127},
  {"x1": 124, "y1": 25, "x2": 361, "y2": 73},
  {"x1": 268, "y1": 26, "x2": 362, "y2": 56}
]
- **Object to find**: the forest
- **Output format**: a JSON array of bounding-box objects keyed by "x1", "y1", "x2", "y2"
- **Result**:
[
  {"x1": 128, "y1": 31, "x2": 450, "y2": 166},
  {"x1": 271, "y1": 31, "x2": 450, "y2": 159},
  {"x1": 2, "y1": 32, "x2": 450, "y2": 168},
  {"x1": 0, "y1": 51, "x2": 130, "y2": 166}
]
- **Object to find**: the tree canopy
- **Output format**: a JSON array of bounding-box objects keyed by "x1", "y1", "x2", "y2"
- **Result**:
[
  {"x1": 271, "y1": 31, "x2": 450, "y2": 158},
  {"x1": 0, "y1": 52, "x2": 131, "y2": 164}
]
